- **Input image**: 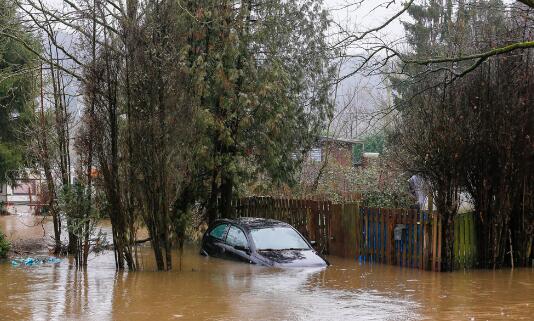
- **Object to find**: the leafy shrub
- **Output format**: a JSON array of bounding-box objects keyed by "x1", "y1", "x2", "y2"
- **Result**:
[
  {"x1": 0, "y1": 229, "x2": 10, "y2": 258},
  {"x1": 0, "y1": 201, "x2": 8, "y2": 215}
]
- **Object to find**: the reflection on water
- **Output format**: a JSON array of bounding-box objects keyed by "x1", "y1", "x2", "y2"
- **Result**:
[{"x1": 1, "y1": 215, "x2": 533, "y2": 321}]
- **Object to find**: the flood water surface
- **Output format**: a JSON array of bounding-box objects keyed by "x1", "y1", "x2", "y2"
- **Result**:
[{"x1": 1, "y1": 215, "x2": 534, "y2": 321}]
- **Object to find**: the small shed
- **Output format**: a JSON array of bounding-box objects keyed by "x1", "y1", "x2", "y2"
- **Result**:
[{"x1": 309, "y1": 136, "x2": 364, "y2": 167}]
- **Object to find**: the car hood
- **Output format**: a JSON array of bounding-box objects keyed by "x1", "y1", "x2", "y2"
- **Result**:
[{"x1": 256, "y1": 249, "x2": 327, "y2": 267}]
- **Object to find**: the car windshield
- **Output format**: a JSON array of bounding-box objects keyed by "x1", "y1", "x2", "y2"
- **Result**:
[{"x1": 250, "y1": 227, "x2": 310, "y2": 250}]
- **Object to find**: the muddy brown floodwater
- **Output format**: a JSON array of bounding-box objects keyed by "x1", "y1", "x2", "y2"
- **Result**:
[{"x1": 1, "y1": 215, "x2": 534, "y2": 321}]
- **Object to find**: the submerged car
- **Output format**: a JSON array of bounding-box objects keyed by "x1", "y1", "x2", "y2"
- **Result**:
[{"x1": 200, "y1": 217, "x2": 329, "y2": 267}]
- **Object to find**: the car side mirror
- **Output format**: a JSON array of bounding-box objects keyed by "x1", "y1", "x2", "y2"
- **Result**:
[
  {"x1": 234, "y1": 245, "x2": 250, "y2": 254},
  {"x1": 310, "y1": 240, "x2": 317, "y2": 246}
]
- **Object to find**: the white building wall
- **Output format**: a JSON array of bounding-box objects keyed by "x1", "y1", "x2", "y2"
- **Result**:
[{"x1": 0, "y1": 184, "x2": 7, "y2": 203}]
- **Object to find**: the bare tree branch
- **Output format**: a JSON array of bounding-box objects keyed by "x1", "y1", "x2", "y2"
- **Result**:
[
  {"x1": 0, "y1": 31, "x2": 83, "y2": 81},
  {"x1": 332, "y1": 0, "x2": 414, "y2": 49},
  {"x1": 404, "y1": 41, "x2": 534, "y2": 66}
]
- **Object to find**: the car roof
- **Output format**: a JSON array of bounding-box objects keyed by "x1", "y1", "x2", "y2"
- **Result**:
[{"x1": 213, "y1": 217, "x2": 291, "y2": 231}]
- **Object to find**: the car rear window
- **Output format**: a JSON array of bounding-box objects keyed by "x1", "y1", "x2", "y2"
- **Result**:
[{"x1": 209, "y1": 223, "x2": 229, "y2": 240}]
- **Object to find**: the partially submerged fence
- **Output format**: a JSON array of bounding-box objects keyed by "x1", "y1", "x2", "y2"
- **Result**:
[{"x1": 231, "y1": 197, "x2": 477, "y2": 271}]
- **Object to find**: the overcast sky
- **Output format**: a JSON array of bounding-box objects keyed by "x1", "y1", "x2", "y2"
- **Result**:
[
  {"x1": 325, "y1": 0, "x2": 407, "y2": 38},
  {"x1": 321, "y1": 0, "x2": 410, "y2": 138}
]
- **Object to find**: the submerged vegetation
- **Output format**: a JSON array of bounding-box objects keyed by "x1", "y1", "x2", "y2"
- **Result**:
[{"x1": 0, "y1": 229, "x2": 10, "y2": 259}]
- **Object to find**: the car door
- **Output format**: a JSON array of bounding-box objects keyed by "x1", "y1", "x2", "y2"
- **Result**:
[
  {"x1": 203, "y1": 223, "x2": 229, "y2": 257},
  {"x1": 224, "y1": 225, "x2": 252, "y2": 263}
]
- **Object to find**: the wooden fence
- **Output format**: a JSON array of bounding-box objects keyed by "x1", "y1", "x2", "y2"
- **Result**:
[{"x1": 231, "y1": 197, "x2": 477, "y2": 271}]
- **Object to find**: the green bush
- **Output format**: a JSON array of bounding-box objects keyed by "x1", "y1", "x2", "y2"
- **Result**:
[
  {"x1": 0, "y1": 201, "x2": 6, "y2": 215},
  {"x1": 0, "y1": 229, "x2": 10, "y2": 258}
]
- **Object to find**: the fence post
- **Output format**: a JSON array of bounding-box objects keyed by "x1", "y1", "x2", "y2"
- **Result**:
[
  {"x1": 418, "y1": 210, "x2": 424, "y2": 269},
  {"x1": 382, "y1": 208, "x2": 386, "y2": 263},
  {"x1": 437, "y1": 215, "x2": 442, "y2": 272},
  {"x1": 423, "y1": 212, "x2": 432, "y2": 270},
  {"x1": 397, "y1": 209, "x2": 402, "y2": 267},
  {"x1": 307, "y1": 201, "x2": 317, "y2": 246},
  {"x1": 431, "y1": 212, "x2": 438, "y2": 271},
  {"x1": 460, "y1": 214, "x2": 466, "y2": 269},
  {"x1": 386, "y1": 209, "x2": 394, "y2": 265},
  {"x1": 355, "y1": 203, "x2": 360, "y2": 259},
  {"x1": 470, "y1": 212, "x2": 477, "y2": 267},
  {"x1": 411, "y1": 210, "x2": 416, "y2": 268},
  {"x1": 325, "y1": 200, "x2": 332, "y2": 254},
  {"x1": 454, "y1": 214, "x2": 460, "y2": 269}
]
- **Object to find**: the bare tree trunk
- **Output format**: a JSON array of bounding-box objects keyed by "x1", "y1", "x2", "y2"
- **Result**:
[
  {"x1": 47, "y1": 41, "x2": 75, "y2": 255},
  {"x1": 39, "y1": 63, "x2": 61, "y2": 254},
  {"x1": 435, "y1": 179, "x2": 459, "y2": 272},
  {"x1": 207, "y1": 170, "x2": 219, "y2": 224},
  {"x1": 219, "y1": 175, "x2": 233, "y2": 218}
]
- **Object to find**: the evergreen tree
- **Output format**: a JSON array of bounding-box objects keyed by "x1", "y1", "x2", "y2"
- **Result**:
[
  {"x1": 182, "y1": 0, "x2": 334, "y2": 221},
  {"x1": 0, "y1": 0, "x2": 39, "y2": 184}
]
